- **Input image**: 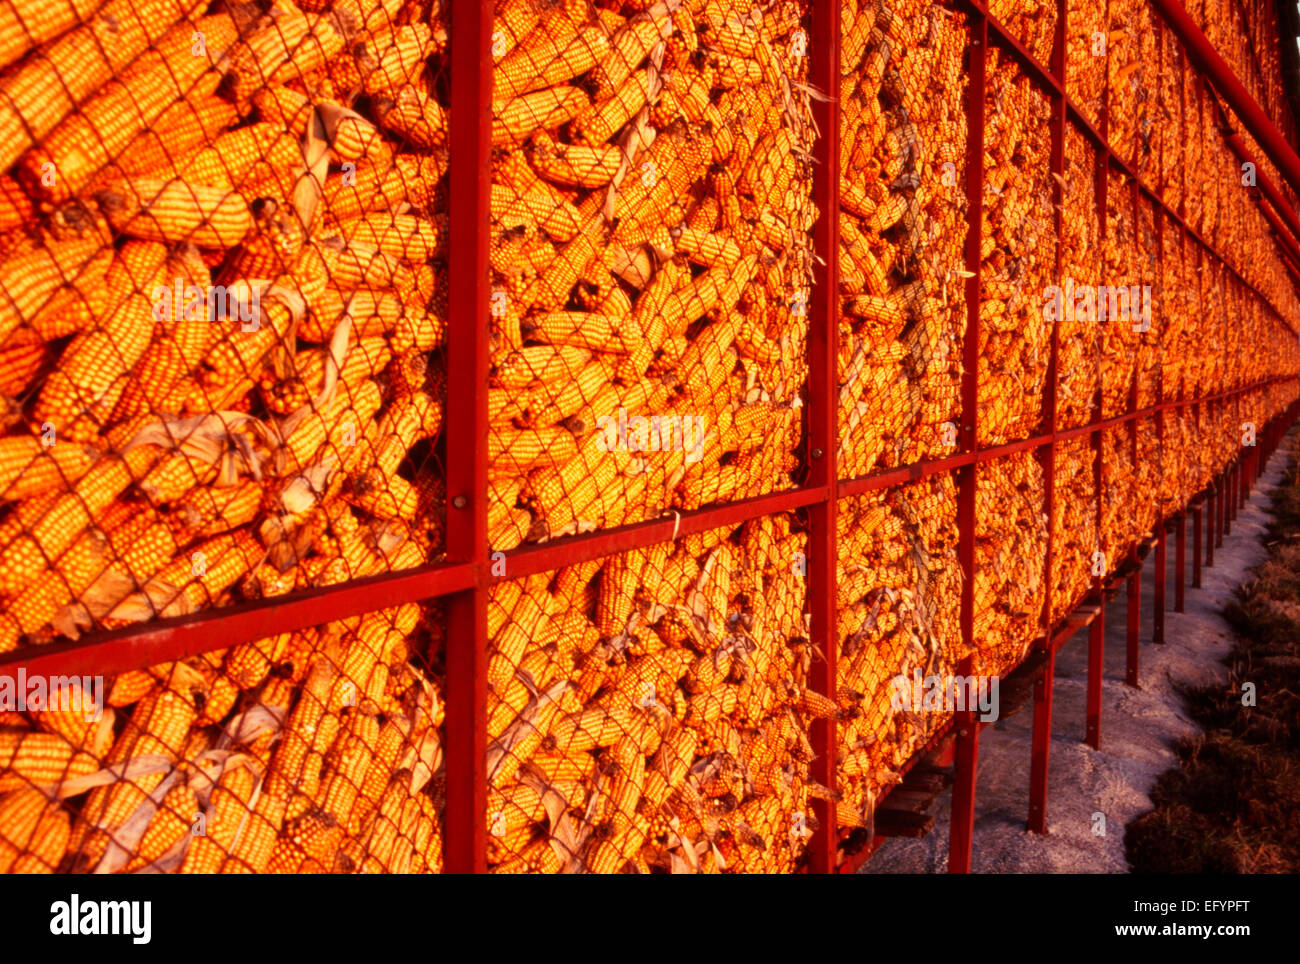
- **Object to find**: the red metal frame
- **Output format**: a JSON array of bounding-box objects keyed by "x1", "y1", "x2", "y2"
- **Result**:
[
  {"x1": 442, "y1": 0, "x2": 493, "y2": 875},
  {"x1": 0, "y1": 0, "x2": 1297, "y2": 875},
  {"x1": 806, "y1": 0, "x2": 841, "y2": 875},
  {"x1": 1126, "y1": 546, "x2": 1141, "y2": 688},
  {"x1": 1029, "y1": 0, "x2": 1069, "y2": 837},
  {"x1": 948, "y1": 3, "x2": 987, "y2": 875}
]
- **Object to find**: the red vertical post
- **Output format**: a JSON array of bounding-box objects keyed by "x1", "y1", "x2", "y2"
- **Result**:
[
  {"x1": 1086, "y1": 0, "x2": 1110, "y2": 757},
  {"x1": 950, "y1": 6, "x2": 986, "y2": 876},
  {"x1": 1125, "y1": 546, "x2": 1140, "y2": 688},
  {"x1": 1086, "y1": 591, "x2": 1105, "y2": 749},
  {"x1": 1224, "y1": 464, "x2": 1231, "y2": 528},
  {"x1": 1193, "y1": 504, "x2": 1204, "y2": 583},
  {"x1": 443, "y1": 0, "x2": 493, "y2": 875},
  {"x1": 806, "y1": 0, "x2": 840, "y2": 875},
  {"x1": 1030, "y1": 0, "x2": 1068, "y2": 836},
  {"x1": 1154, "y1": 519, "x2": 1167, "y2": 642},
  {"x1": 1216, "y1": 469, "x2": 1226, "y2": 548},
  {"x1": 950, "y1": 652, "x2": 981, "y2": 875},
  {"x1": 1225, "y1": 464, "x2": 1235, "y2": 532},
  {"x1": 1206, "y1": 483, "x2": 1216, "y2": 566},
  {"x1": 1152, "y1": 203, "x2": 1165, "y2": 646},
  {"x1": 1175, "y1": 512, "x2": 1186, "y2": 612}
]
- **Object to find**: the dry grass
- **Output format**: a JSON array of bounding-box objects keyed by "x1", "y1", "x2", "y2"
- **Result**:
[{"x1": 1125, "y1": 438, "x2": 1300, "y2": 874}]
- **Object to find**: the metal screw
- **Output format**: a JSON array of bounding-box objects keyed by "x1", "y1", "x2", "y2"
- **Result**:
[
  {"x1": 811, "y1": 447, "x2": 824, "y2": 459},
  {"x1": 452, "y1": 495, "x2": 468, "y2": 509}
]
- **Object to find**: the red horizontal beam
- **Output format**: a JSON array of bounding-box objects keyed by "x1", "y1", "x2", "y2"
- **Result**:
[
  {"x1": 0, "y1": 560, "x2": 477, "y2": 683},
  {"x1": 1150, "y1": 0, "x2": 1300, "y2": 200},
  {"x1": 497, "y1": 484, "x2": 829, "y2": 581},
  {"x1": 1229, "y1": 131, "x2": 1300, "y2": 248}
]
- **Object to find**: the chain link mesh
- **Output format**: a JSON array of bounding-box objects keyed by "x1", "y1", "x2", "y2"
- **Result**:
[{"x1": 0, "y1": 0, "x2": 1298, "y2": 874}]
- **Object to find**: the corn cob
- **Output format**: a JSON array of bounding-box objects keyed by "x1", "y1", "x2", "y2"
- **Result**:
[
  {"x1": 228, "y1": 4, "x2": 347, "y2": 106},
  {"x1": 362, "y1": 24, "x2": 442, "y2": 100},
  {"x1": 227, "y1": 785, "x2": 286, "y2": 873},
  {"x1": 0, "y1": 0, "x2": 208, "y2": 172},
  {"x1": 180, "y1": 762, "x2": 258, "y2": 873},
  {"x1": 19, "y1": 14, "x2": 239, "y2": 202},
  {"x1": 122, "y1": 782, "x2": 198, "y2": 871},
  {"x1": 527, "y1": 132, "x2": 621, "y2": 189},
  {"x1": 376, "y1": 89, "x2": 447, "y2": 148},
  {"x1": 0, "y1": 448, "x2": 158, "y2": 597},
  {"x1": 0, "y1": 436, "x2": 97, "y2": 502},
  {"x1": 97, "y1": 178, "x2": 252, "y2": 249},
  {"x1": 2, "y1": 233, "x2": 115, "y2": 342},
  {"x1": 494, "y1": 85, "x2": 589, "y2": 146},
  {"x1": 0, "y1": 787, "x2": 69, "y2": 872},
  {"x1": 495, "y1": 22, "x2": 609, "y2": 104},
  {"x1": 334, "y1": 213, "x2": 443, "y2": 262},
  {"x1": 181, "y1": 123, "x2": 307, "y2": 192},
  {"x1": 0, "y1": 731, "x2": 103, "y2": 791}
]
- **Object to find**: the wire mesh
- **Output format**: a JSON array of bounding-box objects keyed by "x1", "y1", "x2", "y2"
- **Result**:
[
  {"x1": 980, "y1": 50, "x2": 1053, "y2": 446},
  {"x1": 838, "y1": 0, "x2": 967, "y2": 477},
  {"x1": 835, "y1": 474, "x2": 962, "y2": 819},
  {"x1": 974, "y1": 451, "x2": 1047, "y2": 677},
  {"x1": 987, "y1": 0, "x2": 1056, "y2": 67},
  {"x1": 1066, "y1": 0, "x2": 1108, "y2": 130},
  {"x1": 0, "y1": 600, "x2": 446, "y2": 873},
  {"x1": 1, "y1": 0, "x2": 1299, "y2": 874},
  {"x1": 1157, "y1": 21, "x2": 1185, "y2": 213},
  {"x1": 1059, "y1": 125, "x2": 1102, "y2": 430},
  {"x1": 1131, "y1": 1, "x2": 1158, "y2": 176},
  {"x1": 1107, "y1": 0, "x2": 1142, "y2": 162},
  {"x1": 485, "y1": 1, "x2": 815, "y2": 551},
  {"x1": 1050, "y1": 434, "x2": 1096, "y2": 625},
  {"x1": 0, "y1": 0, "x2": 453, "y2": 654},
  {"x1": 483, "y1": 514, "x2": 814, "y2": 874}
]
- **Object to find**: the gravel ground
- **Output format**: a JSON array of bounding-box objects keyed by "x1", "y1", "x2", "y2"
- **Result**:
[{"x1": 861, "y1": 443, "x2": 1290, "y2": 874}]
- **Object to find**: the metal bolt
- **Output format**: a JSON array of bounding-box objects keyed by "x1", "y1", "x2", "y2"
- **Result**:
[
  {"x1": 963, "y1": 425, "x2": 973, "y2": 432},
  {"x1": 452, "y1": 495, "x2": 468, "y2": 509},
  {"x1": 811, "y1": 447, "x2": 824, "y2": 459}
]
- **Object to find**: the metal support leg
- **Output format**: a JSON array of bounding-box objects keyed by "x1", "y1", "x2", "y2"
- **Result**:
[
  {"x1": 1086, "y1": 598, "x2": 1104, "y2": 749},
  {"x1": 1153, "y1": 523, "x2": 1166, "y2": 642},
  {"x1": 1225, "y1": 467, "x2": 1234, "y2": 534},
  {"x1": 1174, "y1": 513, "x2": 1186, "y2": 613},
  {"x1": 1206, "y1": 492, "x2": 1216, "y2": 567},
  {"x1": 1028, "y1": 647, "x2": 1055, "y2": 833},
  {"x1": 1192, "y1": 506, "x2": 1203, "y2": 586},
  {"x1": 1126, "y1": 550, "x2": 1140, "y2": 688},
  {"x1": 949, "y1": 713, "x2": 980, "y2": 873},
  {"x1": 1215, "y1": 476, "x2": 1225, "y2": 548}
]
